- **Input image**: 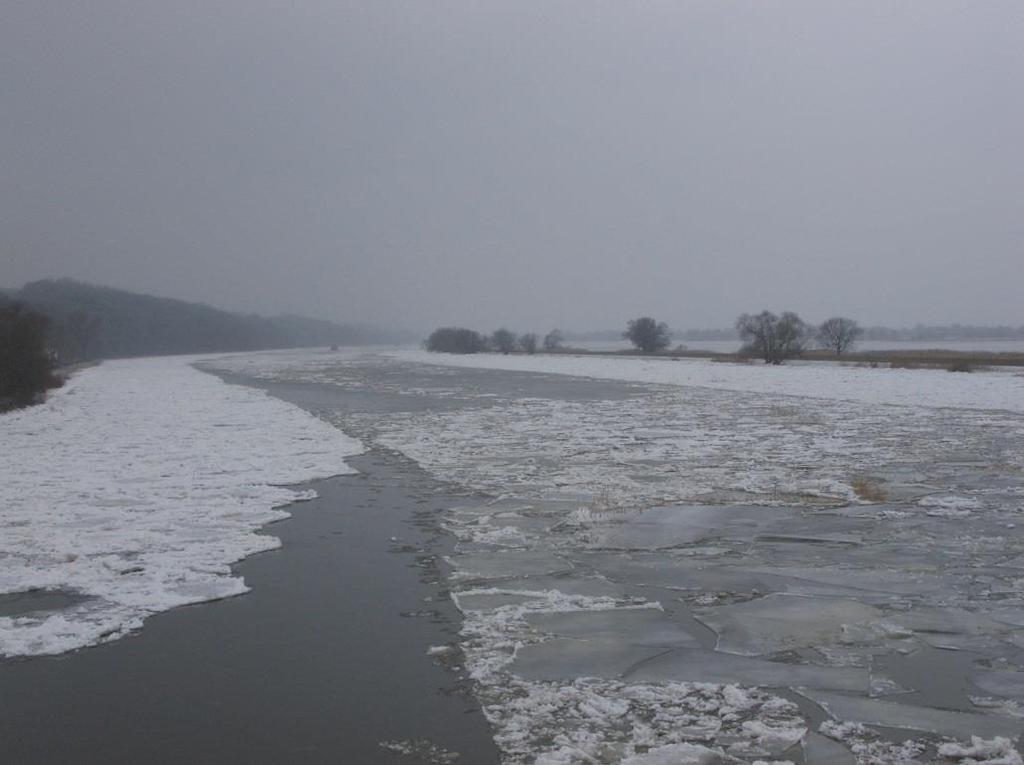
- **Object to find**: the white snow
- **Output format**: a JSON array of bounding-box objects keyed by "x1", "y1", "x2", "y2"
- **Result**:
[
  {"x1": 919, "y1": 494, "x2": 983, "y2": 517},
  {"x1": 619, "y1": 742, "x2": 729, "y2": 764},
  {"x1": 0, "y1": 356, "x2": 362, "y2": 657},
  {"x1": 388, "y1": 349, "x2": 1024, "y2": 413},
  {"x1": 938, "y1": 736, "x2": 1024, "y2": 765}
]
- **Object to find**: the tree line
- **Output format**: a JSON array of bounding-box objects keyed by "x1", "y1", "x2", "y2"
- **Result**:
[
  {"x1": 621, "y1": 313, "x2": 861, "y2": 361},
  {"x1": 426, "y1": 327, "x2": 565, "y2": 354},
  {"x1": 5, "y1": 279, "x2": 411, "y2": 363},
  {"x1": 427, "y1": 312, "x2": 864, "y2": 364}
]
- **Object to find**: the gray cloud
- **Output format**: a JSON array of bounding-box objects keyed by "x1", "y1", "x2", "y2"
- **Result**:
[{"x1": 2, "y1": 1, "x2": 1021, "y2": 331}]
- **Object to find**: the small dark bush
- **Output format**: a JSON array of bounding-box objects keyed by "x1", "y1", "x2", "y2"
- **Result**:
[{"x1": 948, "y1": 361, "x2": 973, "y2": 373}]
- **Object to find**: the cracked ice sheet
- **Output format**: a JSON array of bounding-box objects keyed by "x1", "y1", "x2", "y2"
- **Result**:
[
  {"x1": 199, "y1": 350, "x2": 1024, "y2": 763},
  {"x1": 0, "y1": 356, "x2": 362, "y2": 657},
  {"x1": 452, "y1": 587, "x2": 808, "y2": 764}
]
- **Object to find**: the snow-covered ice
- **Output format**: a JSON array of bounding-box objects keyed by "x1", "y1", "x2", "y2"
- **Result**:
[
  {"x1": 388, "y1": 349, "x2": 1024, "y2": 413},
  {"x1": 0, "y1": 356, "x2": 362, "y2": 657}
]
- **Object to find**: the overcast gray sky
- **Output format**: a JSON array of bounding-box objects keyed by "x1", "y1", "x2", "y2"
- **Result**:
[{"x1": 2, "y1": 1, "x2": 1021, "y2": 331}]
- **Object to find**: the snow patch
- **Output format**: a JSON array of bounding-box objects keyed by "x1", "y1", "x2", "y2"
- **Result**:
[{"x1": 937, "y1": 736, "x2": 1024, "y2": 765}]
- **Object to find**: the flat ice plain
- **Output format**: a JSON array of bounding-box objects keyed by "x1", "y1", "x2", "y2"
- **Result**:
[
  {"x1": 203, "y1": 348, "x2": 1024, "y2": 764},
  {"x1": 0, "y1": 356, "x2": 362, "y2": 656}
]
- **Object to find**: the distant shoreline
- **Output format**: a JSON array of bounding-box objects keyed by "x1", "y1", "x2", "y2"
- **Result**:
[{"x1": 536, "y1": 345, "x2": 1024, "y2": 369}]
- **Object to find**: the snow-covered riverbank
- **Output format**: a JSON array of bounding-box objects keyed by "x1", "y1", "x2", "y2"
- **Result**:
[
  {"x1": 0, "y1": 356, "x2": 362, "y2": 656},
  {"x1": 388, "y1": 349, "x2": 1024, "y2": 413}
]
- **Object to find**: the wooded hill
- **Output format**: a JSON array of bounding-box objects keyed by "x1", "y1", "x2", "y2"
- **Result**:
[{"x1": 4, "y1": 279, "x2": 410, "y2": 362}]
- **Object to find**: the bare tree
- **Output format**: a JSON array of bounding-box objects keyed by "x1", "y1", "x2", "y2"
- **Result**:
[
  {"x1": 543, "y1": 328, "x2": 564, "y2": 351},
  {"x1": 519, "y1": 333, "x2": 538, "y2": 354},
  {"x1": 817, "y1": 317, "x2": 862, "y2": 355},
  {"x1": 736, "y1": 310, "x2": 808, "y2": 364},
  {"x1": 491, "y1": 328, "x2": 517, "y2": 354},
  {"x1": 624, "y1": 317, "x2": 670, "y2": 354}
]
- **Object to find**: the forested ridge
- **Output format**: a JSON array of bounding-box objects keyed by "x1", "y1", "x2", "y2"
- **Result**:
[{"x1": 2, "y1": 279, "x2": 409, "y2": 363}]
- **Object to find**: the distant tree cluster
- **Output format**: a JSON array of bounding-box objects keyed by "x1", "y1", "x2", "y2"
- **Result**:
[
  {"x1": 624, "y1": 317, "x2": 671, "y2": 353},
  {"x1": 0, "y1": 303, "x2": 62, "y2": 411},
  {"x1": 736, "y1": 311, "x2": 863, "y2": 363},
  {"x1": 425, "y1": 326, "x2": 554, "y2": 354},
  {"x1": 425, "y1": 327, "x2": 488, "y2": 354}
]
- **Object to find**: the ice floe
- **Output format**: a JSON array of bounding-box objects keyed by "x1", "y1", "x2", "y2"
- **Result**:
[{"x1": 0, "y1": 356, "x2": 362, "y2": 656}]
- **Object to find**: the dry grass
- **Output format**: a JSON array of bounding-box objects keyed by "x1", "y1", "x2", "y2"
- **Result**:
[
  {"x1": 544, "y1": 348, "x2": 1024, "y2": 368},
  {"x1": 851, "y1": 477, "x2": 888, "y2": 502},
  {"x1": 806, "y1": 349, "x2": 1024, "y2": 368}
]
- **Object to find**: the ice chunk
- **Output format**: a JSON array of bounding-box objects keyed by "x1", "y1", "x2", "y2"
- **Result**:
[
  {"x1": 802, "y1": 731, "x2": 856, "y2": 764},
  {"x1": 798, "y1": 691, "x2": 1024, "y2": 740},
  {"x1": 937, "y1": 736, "x2": 1023, "y2": 765},
  {"x1": 594, "y1": 505, "x2": 794, "y2": 551},
  {"x1": 919, "y1": 495, "x2": 982, "y2": 517},
  {"x1": 511, "y1": 638, "x2": 681, "y2": 680},
  {"x1": 525, "y1": 608, "x2": 700, "y2": 648},
  {"x1": 885, "y1": 607, "x2": 1011, "y2": 650},
  {"x1": 620, "y1": 742, "x2": 724, "y2": 764},
  {"x1": 626, "y1": 648, "x2": 871, "y2": 692},
  {"x1": 446, "y1": 551, "x2": 572, "y2": 580},
  {"x1": 974, "y1": 671, "x2": 1024, "y2": 703},
  {"x1": 695, "y1": 594, "x2": 884, "y2": 655}
]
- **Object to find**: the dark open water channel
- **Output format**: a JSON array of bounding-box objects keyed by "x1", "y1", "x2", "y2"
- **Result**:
[{"x1": 0, "y1": 374, "x2": 500, "y2": 763}]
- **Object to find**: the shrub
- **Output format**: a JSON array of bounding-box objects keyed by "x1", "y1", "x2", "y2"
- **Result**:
[
  {"x1": 851, "y1": 477, "x2": 887, "y2": 502},
  {"x1": 519, "y1": 333, "x2": 538, "y2": 354}
]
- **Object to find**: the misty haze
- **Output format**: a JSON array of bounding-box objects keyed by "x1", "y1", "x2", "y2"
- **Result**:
[{"x1": 2, "y1": 2, "x2": 1023, "y2": 764}]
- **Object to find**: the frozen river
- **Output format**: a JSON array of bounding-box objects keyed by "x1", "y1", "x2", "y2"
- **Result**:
[
  {"x1": 201, "y1": 349, "x2": 1024, "y2": 764},
  {"x1": 4, "y1": 348, "x2": 1024, "y2": 763}
]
